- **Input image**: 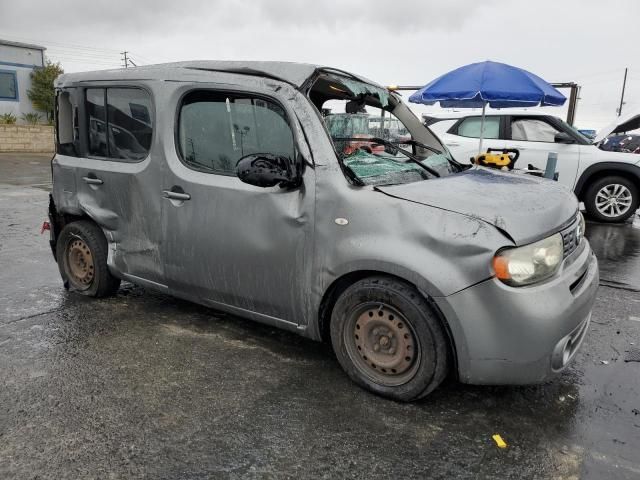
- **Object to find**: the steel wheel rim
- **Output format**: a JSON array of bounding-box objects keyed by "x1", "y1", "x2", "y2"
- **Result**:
[
  {"x1": 343, "y1": 302, "x2": 420, "y2": 387},
  {"x1": 66, "y1": 238, "x2": 94, "y2": 289},
  {"x1": 595, "y1": 184, "x2": 633, "y2": 218}
]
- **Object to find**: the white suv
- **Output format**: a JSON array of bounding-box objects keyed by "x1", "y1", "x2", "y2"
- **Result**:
[{"x1": 427, "y1": 112, "x2": 640, "y2": 223}]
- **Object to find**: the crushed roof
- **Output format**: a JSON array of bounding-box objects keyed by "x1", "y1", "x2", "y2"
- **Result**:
[{"x1": 55, "y1": 60, "x2": 378, "y2": 89}]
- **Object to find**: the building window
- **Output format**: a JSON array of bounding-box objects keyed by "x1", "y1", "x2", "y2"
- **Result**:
[
  {"x1": 0, "y1": 70, "x2": 18, "y2": 100},
  {"x1": 177, "y1": 91, "x2": 295, "y2": 176}
]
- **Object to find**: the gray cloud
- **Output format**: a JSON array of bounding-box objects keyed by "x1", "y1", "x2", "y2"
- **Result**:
[
  {"x1": 0, "y1": 0, "x2": 638, "y2": 128},
  {"x1": 2, "y1": 0, "x2": 493, "y2": 36}
]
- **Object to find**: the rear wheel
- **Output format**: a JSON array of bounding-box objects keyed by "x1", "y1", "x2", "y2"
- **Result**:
[
  {"x1": 56, "y1": 220, "x2": 120, "y2": 297},
  {"x1": 584, "y1": 175, "x2": 639, "y2": 223},
  {"x1": 330, "y1": 276, "x2": 450, "y2": 401}
]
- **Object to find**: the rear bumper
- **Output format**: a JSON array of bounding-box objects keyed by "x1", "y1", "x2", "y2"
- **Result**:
[{"x1": 435, "y1": 240, "x2": 599, "y2": 385}]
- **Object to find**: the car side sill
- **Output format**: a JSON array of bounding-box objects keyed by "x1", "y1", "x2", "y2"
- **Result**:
[
  {"x1": 121, "y1": 273, "x2": 169, "y2": 292},
  {"x1": 199, "y1": 297, "x2": 305, "y2": 336}
]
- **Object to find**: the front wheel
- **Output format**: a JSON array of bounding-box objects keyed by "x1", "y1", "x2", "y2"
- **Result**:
[
  {"x1": 584, "y1": 176, "x2": 639, "y2": 223},
  {"x1": 330, "y1": 276, "x2": 450, "y2": 401}
]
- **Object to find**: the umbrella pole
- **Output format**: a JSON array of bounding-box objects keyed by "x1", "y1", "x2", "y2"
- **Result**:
[{"x1": 478, "y1": 102, "x2": 487, "y2": 155}]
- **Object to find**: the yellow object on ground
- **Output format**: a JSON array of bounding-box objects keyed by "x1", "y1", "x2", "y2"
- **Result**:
[{"x1": 492, "y1": 434, "x2": 508, "y2": 448}]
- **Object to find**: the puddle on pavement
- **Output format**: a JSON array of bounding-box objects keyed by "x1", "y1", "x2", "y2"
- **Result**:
[{"x1": 586, "y1": 219, "x2": 640, "y2": 289}]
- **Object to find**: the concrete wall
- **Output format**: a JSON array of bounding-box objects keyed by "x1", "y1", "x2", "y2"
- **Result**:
[
  {"x1": 0, "y1": 125, "x2": 54, "y2": 153},
  {"x1": 0, "y1": 42, "x2": 46, "y2": 123}
]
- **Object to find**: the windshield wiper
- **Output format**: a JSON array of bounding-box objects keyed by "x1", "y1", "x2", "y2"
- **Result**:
[
  {"x1": 393, "y1": 139, "x2": 465, "y2": 169},
  {"x1": 332, "y1": 137, "x2": 441, "y2": 178},
  {"x1": 394, "y1": 139, "x2": 442, "y2": 155}
]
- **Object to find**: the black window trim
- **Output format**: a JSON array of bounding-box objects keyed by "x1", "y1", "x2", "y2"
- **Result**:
[
  {"x1": 174, "y1": 88, "x2": 300, "y2": 177},
  {"x1": 83, "y1": 84, "x2": 155, "y2": 163}
]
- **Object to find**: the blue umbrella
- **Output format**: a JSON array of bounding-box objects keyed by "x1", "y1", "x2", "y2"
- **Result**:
[{"x1": 409, "y1": 61, "x2": 566, "y2": 154}]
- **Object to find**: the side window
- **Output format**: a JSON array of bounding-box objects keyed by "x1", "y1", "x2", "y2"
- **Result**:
[
  {"x1": 178, "y1": 91, "x2": 295, "y2": 175},
  {"x1": 456, "y1": 116, "x2": 500, "y2": 139},
  {"x1": 86, "y1": 88, "x2": 107, "y2": 157},
  {"x1": 107, "y1": 88, "x2": 153, "y2": 161},
  {"x1": 511, "y1": 118, "x2": 560, "y2": 142},
  {"x1": 85, "y1": 87, "x2": 153, "y2": 160}
]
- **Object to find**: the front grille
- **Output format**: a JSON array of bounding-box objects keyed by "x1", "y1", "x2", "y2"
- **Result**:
[{"x1": 560, "y1": 216, "x2": 581, "y2": 258}]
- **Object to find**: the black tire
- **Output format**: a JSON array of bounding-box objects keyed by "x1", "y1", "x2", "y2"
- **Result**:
[
  {"x1": 583, "y1": 175, "x2": 639, "y2": 223},
  {"x1": 330, "y1": 276, "x2": 450, "y2": 402},
  {"x1": 56, "y1": 220, "x2": 120, "y2": 297}
]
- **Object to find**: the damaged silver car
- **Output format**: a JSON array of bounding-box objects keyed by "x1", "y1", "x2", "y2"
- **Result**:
[{"x1": 49, "y1": 61, "x2": 599, "y2": 401}]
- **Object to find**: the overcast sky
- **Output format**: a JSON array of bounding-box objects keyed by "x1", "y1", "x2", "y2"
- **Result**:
[{"x1": 2, "y1": 0, "x2": 638, "y2": 129}]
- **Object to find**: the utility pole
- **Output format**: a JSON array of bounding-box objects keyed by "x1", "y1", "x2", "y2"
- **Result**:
[
  {"x1": 617, "y1": 67, "x2": 628, "y2": 117},
  {"x1": 121, "y1": 51, "x2": 129, "y2": 69}
]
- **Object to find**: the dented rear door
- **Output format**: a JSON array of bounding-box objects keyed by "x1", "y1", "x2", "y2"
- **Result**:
[{"x1": 71, "y1": 84, "x2": 165, "y2": 287}]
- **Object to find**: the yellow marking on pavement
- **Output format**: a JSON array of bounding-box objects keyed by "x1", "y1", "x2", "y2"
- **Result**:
[{"x1": 492, "y1": 434, "x2": 507, "y2": 449}]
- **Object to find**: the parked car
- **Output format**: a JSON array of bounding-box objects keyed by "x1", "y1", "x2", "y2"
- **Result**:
[
  {"x1": 427, "y1": 111, "x2": 640, "y2": 223},
  {"x1": 599, "y1": 134, "x2": 640, "y2": 154},
  {"x1": 49, "y1": 62, "x2": 598, "y2": 401}
]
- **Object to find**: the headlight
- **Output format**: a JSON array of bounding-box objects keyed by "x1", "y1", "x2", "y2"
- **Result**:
[{"x1": 492, "y1": 233, "x2": 563, "y2": 286}]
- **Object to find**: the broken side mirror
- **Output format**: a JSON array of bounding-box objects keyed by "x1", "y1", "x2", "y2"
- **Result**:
[
  {"x1": 554, "y1": 131, "x2": 575, "y2": 144},
  {"x1": 236, "y1": 153, "x2": 300, "y2": 188}
]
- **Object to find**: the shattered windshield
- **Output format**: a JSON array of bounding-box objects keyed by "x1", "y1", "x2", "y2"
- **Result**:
[{"x1": 312, "y1": 74, "x2": 458, "y2": 186}]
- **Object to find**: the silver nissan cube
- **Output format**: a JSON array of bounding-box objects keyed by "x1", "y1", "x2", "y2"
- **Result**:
[{"x1": 49, "y1": 61, "x2": 599, "y2": 401}]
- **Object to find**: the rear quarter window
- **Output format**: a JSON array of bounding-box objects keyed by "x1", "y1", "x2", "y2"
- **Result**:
[{"x1": 455, "y1": 116, "x2": 500, "y2": 139}]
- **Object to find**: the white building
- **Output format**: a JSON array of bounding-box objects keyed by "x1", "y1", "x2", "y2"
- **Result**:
[{"x1": 0, "y1": 39, "x2": 46, "y2": 122}]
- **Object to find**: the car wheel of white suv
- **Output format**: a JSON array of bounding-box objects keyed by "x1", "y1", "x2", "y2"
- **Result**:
[{"x1": 584, "y1": 175, "x2": 639, "y2": 223}]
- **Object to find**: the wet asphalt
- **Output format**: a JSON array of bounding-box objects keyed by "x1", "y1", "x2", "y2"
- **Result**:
[{"x1": 0, "y1": 153, "x2": 639, "y2": 480}]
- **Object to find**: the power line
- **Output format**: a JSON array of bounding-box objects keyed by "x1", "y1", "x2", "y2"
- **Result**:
[
  {"x1": 1, "y1": 34, "x2": 121, "y2": 54},
  {"x1": 120, "y1": 51, "x2": 138, "y2": 68},
  {"x1": 46, "y1": 47, "x2": 120, "y2": 59}
]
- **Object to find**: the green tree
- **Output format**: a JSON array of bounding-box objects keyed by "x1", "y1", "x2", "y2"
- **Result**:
[{"x1": 27, "y1": 60, "x2": 63, "y2": 122}]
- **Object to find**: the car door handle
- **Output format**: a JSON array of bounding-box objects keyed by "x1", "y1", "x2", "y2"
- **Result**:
[
  {"x1": 162, "y1": 190, "x2": 191, "y2": 201},
  {"x1": 82, "y1": 176, "x2": 103, "y2": 185},
  {"x1": 446, "y1": 142, "x2": 460, "y2": 147}
]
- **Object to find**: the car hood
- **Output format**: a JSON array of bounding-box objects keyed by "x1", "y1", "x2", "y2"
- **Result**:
[
  {"x1": 375, "y1": 167, "x2": 578, "y2": 245},
  {"x1": 594, "y1": 109, "x2": 640, "y2": 143}
]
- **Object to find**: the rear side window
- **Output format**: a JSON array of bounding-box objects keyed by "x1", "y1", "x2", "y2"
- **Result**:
[
  {"x1": 56, "y1": 89, "x2": 80, "y2": 157},
  {"x1": 86, "y1": 87, "x2": 153, "y2": 161},
  {"x1": 87, "y1": 88, "x2": 107, "y2": 157},
  {"x1": 456, "y1": 116, "x2": 500, "y2": 139},
  {"x1": 177, "y1": 91, "x2": 295, "y2": 176}
]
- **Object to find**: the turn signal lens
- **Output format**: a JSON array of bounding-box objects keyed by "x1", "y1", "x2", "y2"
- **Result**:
[{"x1": 492, "y1": 256, "x2": 511, "y2": 280}]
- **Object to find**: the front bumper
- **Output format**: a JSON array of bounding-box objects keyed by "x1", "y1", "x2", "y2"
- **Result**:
[{"x1": 435, "y1": 239, "x2": 599, "y2": 385}]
